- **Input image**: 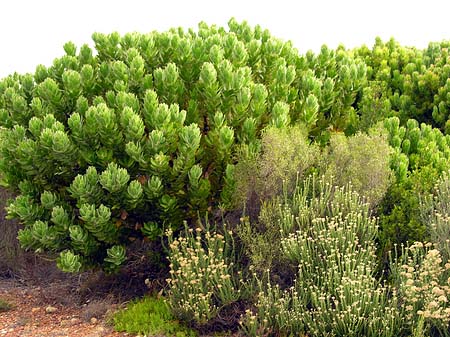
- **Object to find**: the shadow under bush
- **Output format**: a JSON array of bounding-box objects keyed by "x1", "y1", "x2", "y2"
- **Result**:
[{"x1": 0, "y1": 187, "x2": 25, "y2": 277}]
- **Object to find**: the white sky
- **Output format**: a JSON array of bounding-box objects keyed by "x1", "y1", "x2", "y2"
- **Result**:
[{"x1": 0, "y1": 0, "x2": 449, "y2": 79}]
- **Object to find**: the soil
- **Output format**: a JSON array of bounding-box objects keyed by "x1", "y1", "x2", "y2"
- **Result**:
[{"x1": 0, "y1": 278, "x2": 131, "y2": 337}]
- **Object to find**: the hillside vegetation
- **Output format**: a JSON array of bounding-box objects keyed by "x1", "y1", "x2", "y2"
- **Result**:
[{"x1": 1, "y1": 19, "x2": 450, "y2": 336}]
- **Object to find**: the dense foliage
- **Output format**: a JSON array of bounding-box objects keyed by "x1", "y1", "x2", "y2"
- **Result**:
[
  {"x1": 241, "y1": 176, "x2": 399, "y2": 337},
  {"x1": 0, "y1": 19, "x2": 370, "y2": 272},
  {"x1": 2, "y1": 18, "x2": 450, "y2": 336}
]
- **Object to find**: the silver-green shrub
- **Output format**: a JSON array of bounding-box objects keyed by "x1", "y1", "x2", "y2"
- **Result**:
[
  {"x1": 323, "y1": 128, "x2": 393, "y2": 209},
  {"x1": 232, "y1": 124, "x2": 319, "y2": 213},
  {"x1": 421, "y1": 171, "x2": 450, "y2": 261},
  {"x1": 240, "y1": 175, "x2": 400, "y2": 337}
]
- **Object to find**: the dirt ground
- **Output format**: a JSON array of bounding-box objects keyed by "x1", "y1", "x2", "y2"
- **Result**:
[{"x1": 0, "y1": 278, "x2": 131, "y2": 337}]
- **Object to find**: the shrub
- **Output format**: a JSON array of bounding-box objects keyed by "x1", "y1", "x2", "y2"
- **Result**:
[
  {"x1": 0, "y1": 19, "x2": 367, "y2": 273},
  {"x1": 379, "y1": 117, "x2": 450, "y2": 254},
  {"x1": 166, "y1": 223, "x2": 241, "y2": 326},
  {"x1": 231, "y1": 124, "x2": 319, "y2": 216},
  {"x1": 420, "y1": 171, "x2": 450, "y2": 261},
  {"x1": 236, "y1": 213, "x2": 288, "y2": 277},
  {"x1": 323, "y1": 128, "x2": 393, "y2": 209},
  {"x1": 391, "y1": 242, "x2": 450, "y2": 336},
  {"x1": 354, "y1": 38, "x2": 450, "y2": 132},
  {"x1": 240, "y1": 175, "x2": 400, "y2": 337}
]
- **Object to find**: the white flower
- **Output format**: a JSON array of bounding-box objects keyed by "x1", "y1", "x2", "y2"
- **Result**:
[{"x1": 438, "y1": 295, "x2": 448, "y2": 303}]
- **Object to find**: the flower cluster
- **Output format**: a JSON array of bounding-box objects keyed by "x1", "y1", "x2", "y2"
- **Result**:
[{"x1": 394, "y1": 242, "x2": 450, "y2": 334}]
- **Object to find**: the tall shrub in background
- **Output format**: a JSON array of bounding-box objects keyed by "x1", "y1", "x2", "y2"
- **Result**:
[
  {"x1": 323, "y1": 128, "x2": 393, "y2": 209},
  {"x1": 356, "y1": 39, "x2": 450, "y2": 132},
  {"x1": 231, "y1": 124, "x2": 319, "y2": 217},
  {"x1": 380, "y1": 117, "x2": 450, "y2": 254}
]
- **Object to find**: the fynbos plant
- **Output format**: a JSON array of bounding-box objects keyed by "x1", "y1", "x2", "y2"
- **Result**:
[
  {"x1": 166, "y1": 224, "x2": 240, "y2": 325},
  {"x1": 0, "y1": 19, "x2": 366, "y2": 272},
  {"x1": 421, "y1": 171, "x2": 450, "y2": 261},
  {"x1": 391, "y1": 242, "x2": 450, "y2": 336},
  {"x1": 241, "y1": 175, "x2": 400, "y2": 337}
]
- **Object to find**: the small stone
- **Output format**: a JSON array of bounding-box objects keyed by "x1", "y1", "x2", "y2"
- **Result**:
[
  {"x1": 31, "y1": 307, "x2": 40, "y2": 313},
  {"x1": 45, "y1": 306, "x2": 58, "y2": 314},
  {"x1": 90, "y1": 317, "x2": 98, "y2": 324},
  {"x1": 60, "y1": 319, "x2": 71, "y2": 327},
  {"x1": 70, "y1": 317, "x2": 81, "y2": 325}
]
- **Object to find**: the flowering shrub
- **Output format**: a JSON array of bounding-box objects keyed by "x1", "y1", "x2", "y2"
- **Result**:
[
  {"x1": 421, "y1": 171, "x2": 450, "y2": 261},
  {"x1": 240, "y1": 175, "x2": 400, "y2": 337},
  {"x1": 166, "y1": 224, "x2": 241, "y2": 325},
  {"x1": 392, "y1": 242, "x2": 450, "y2": 336}
]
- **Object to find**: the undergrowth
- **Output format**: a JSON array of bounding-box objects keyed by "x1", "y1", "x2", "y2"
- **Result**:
[
  {"x1": 112, "y1": 296, "x2": 197, "y2": 337},
  {"x1": 0, "y1": 298, "x2": 12, "y2": 312}
]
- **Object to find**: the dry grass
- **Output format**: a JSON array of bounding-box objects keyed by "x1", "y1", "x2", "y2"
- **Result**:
[{"x1": 81, "y1": 297, "x2": 116, "y2": 322}]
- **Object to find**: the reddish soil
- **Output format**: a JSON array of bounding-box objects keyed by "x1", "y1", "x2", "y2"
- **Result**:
[{"x1": 0, "y1": 278, "x2": 131, "y2": 337}]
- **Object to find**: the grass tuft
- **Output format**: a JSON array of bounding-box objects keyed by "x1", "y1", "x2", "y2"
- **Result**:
[
  {"x1": 112, "y1": 296, "x2": 196, "y2": 337},
  {"x1": 0, "y1": 298, "x2": 12, "y2": 312}
]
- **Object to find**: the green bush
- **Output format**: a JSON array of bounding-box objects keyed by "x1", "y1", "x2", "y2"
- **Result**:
[
  {"x1": 112, "y1": 295, "x2": 197, "y2": 337},
  {"x1": 354, "y1": 38, "x2": 450, "y2": 132},
  {"x1": 231, "y1": 124, "x2": 319, "y2": 215},
  {"x1": 323, "y1": 128, "x2": 393, "y2": 209},
  {"x1": 0, "y1": 19, "x2": 368, "y2": 272},
  {"x1": 379, "y1": 117, "x2": 450, "y2": 253}
]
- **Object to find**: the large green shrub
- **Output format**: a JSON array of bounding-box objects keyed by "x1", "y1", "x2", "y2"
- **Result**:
[
  {"x1": 354, "y1": 38, "x2": 450, "y2": 132},
  {"x1": 379, "y1": 117, "x2": 450, "y2": 253},
  {"x1": 0, "y1": 19, "x2": 368, "y2": 272}
]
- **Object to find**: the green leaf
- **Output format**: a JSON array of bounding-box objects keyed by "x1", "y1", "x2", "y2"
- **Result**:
[
  {"x1": 104, "y1": 245, "x2": 126, "y2": 272},
  {"x1": 141, "y1": 221, "x2": 162, "y2": 240},
  {"x1": 57, "y1": 251, "x2": 82, "y2": 273},
  {"x1": 40, "y1": 191, "x2": 58, "y2": 209},
  {"x1": 99, "y1": 162, "x2": 130, "y2": 193},
  {"x1": 126, "y1": 180, "x2": 144, "y2": 209}
]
